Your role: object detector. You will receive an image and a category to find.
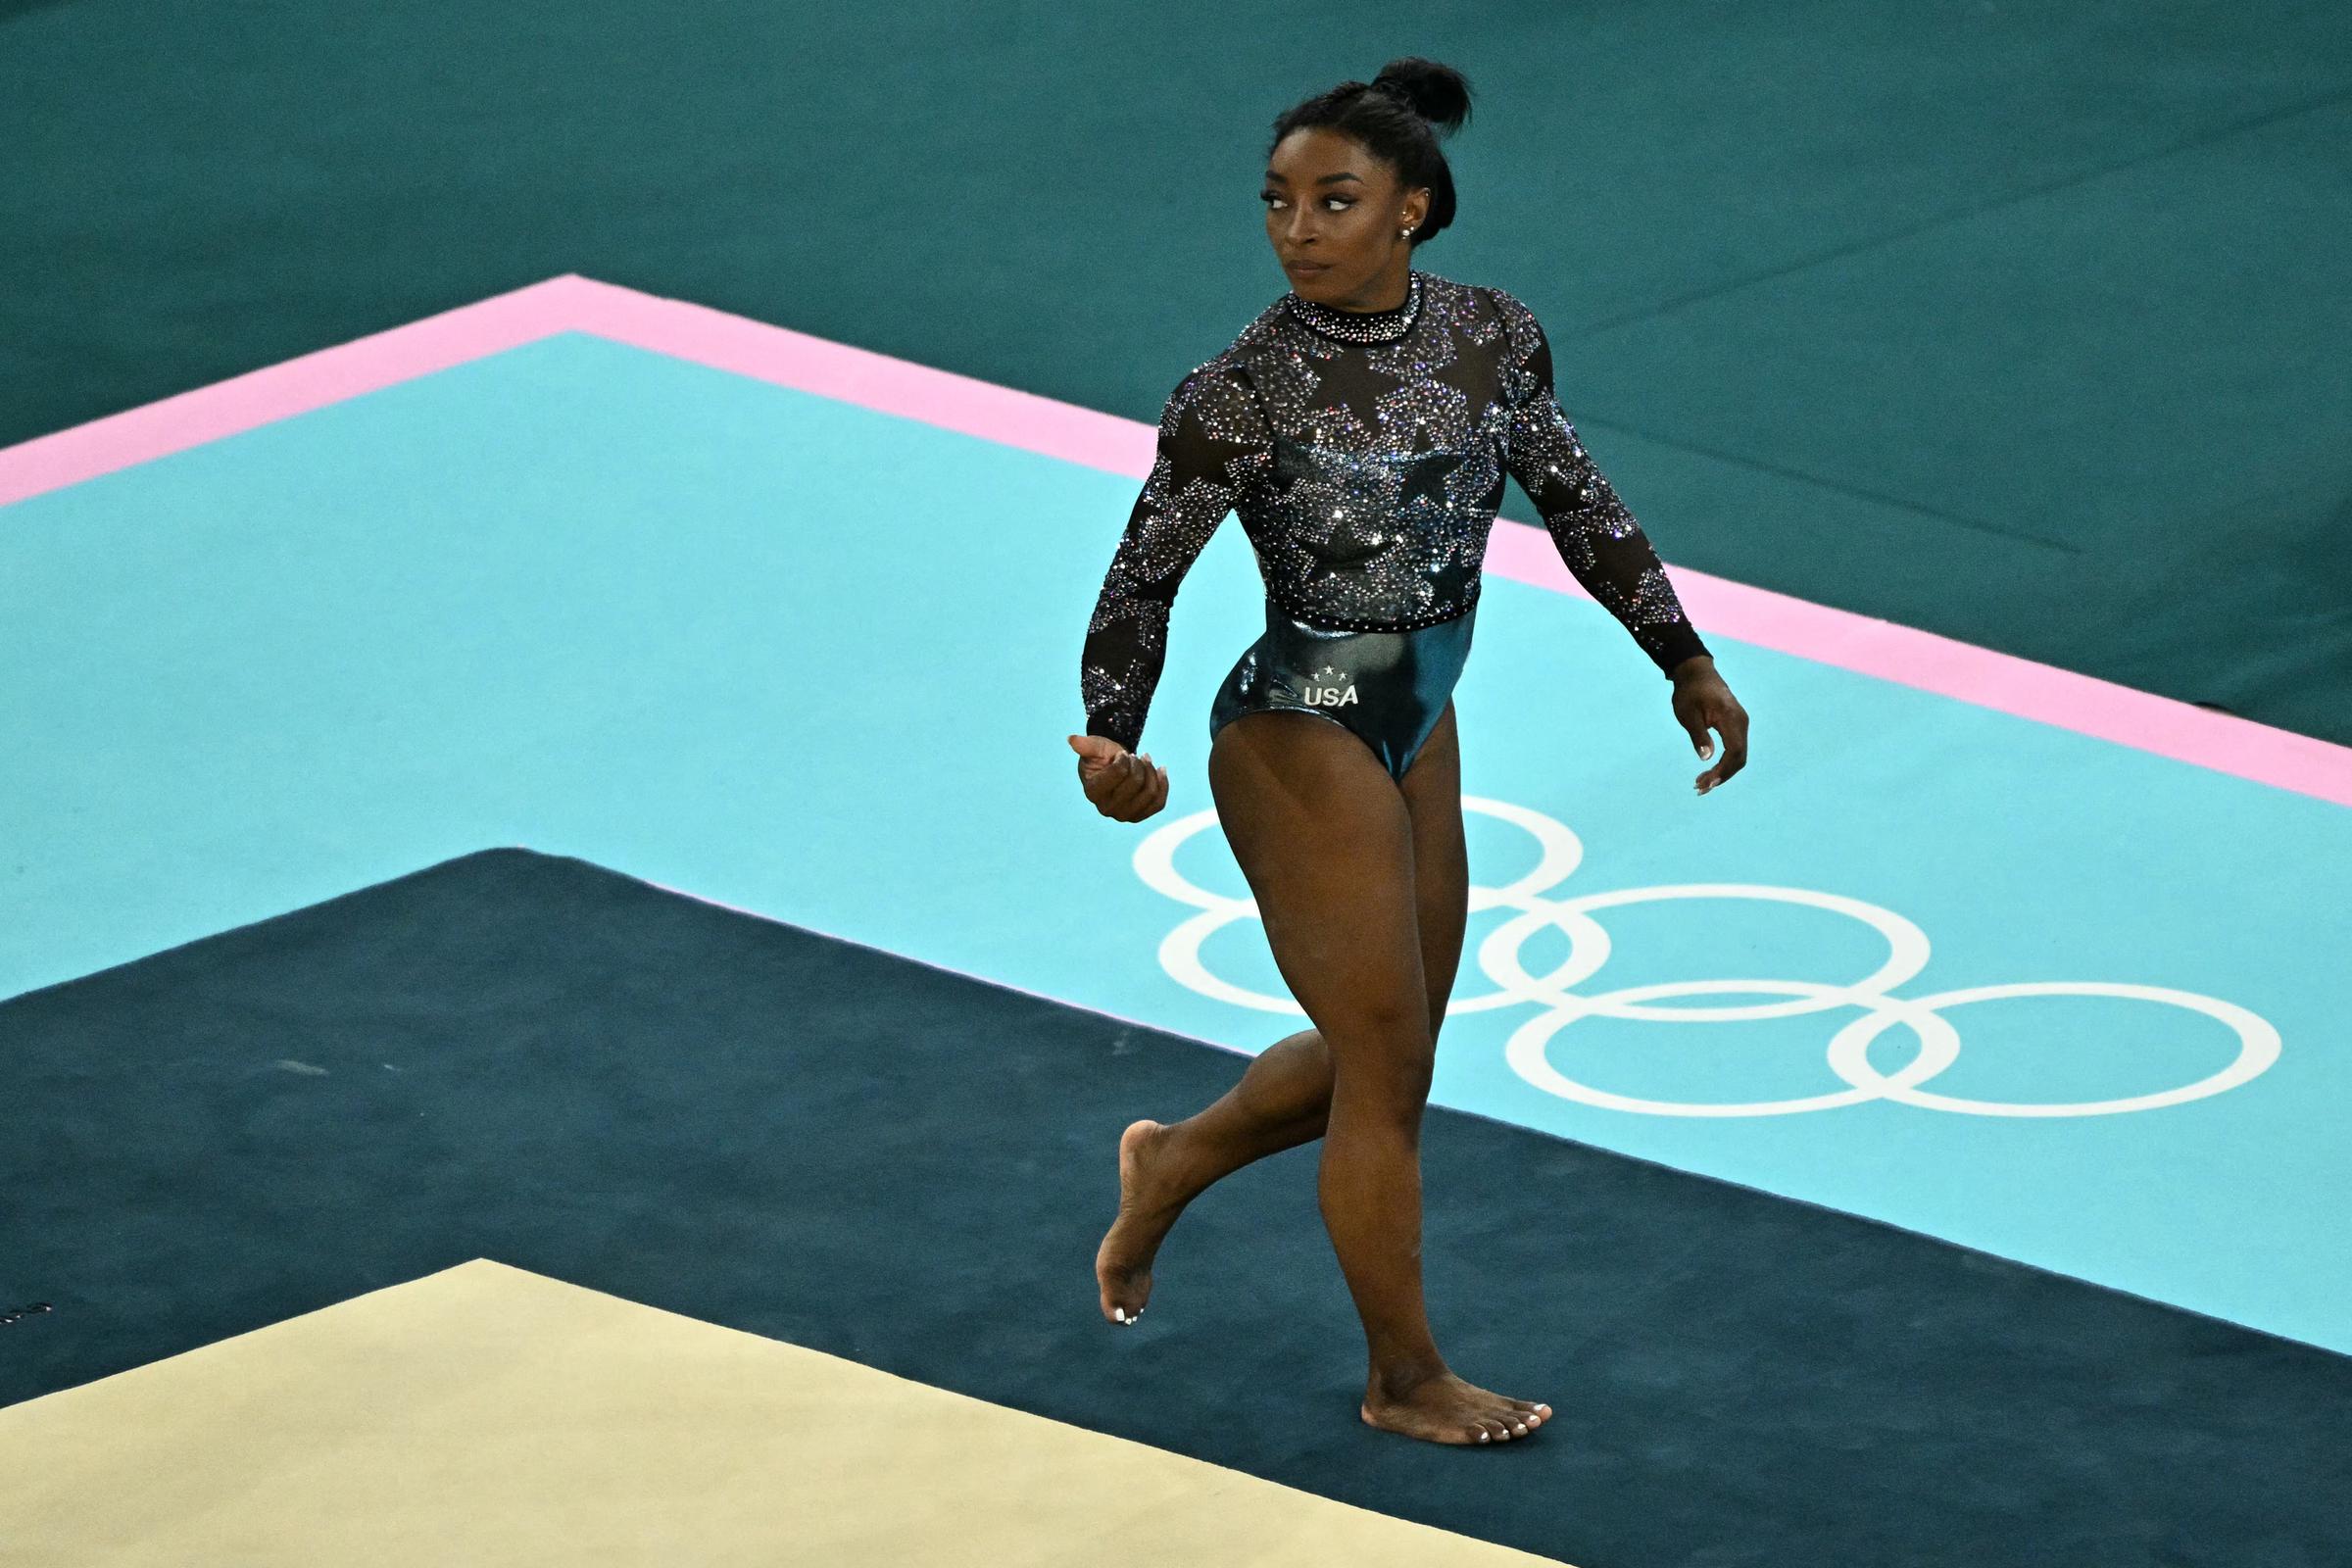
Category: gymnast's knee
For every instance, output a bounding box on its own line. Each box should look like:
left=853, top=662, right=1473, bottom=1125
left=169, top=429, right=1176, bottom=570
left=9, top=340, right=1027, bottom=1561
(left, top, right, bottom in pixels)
left=1324, top=1005, right=1436, bottom=1107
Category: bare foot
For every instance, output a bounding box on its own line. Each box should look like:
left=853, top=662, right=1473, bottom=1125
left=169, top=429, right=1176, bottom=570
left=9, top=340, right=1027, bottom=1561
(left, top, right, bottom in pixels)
left=1095, top=1118, right=1189, bottom=1326
left=1360, top=1368, right=1551, bottom=1446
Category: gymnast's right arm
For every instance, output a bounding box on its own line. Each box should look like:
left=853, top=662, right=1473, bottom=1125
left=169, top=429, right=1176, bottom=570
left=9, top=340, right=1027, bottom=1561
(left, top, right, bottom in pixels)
left=1069, top=366, right=1265, bottom=818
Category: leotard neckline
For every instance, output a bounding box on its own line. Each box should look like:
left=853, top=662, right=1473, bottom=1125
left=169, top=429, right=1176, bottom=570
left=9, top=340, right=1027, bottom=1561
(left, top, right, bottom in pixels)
left=1282, top=270, right=1423, bottom=342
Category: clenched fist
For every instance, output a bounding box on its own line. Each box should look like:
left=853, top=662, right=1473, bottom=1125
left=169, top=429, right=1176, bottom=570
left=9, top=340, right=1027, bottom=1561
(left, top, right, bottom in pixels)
left=1067, top=734, right=1170, bottom=822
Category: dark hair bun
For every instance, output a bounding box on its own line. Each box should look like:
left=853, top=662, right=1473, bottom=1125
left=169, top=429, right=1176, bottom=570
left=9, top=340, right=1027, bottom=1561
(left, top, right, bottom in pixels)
left=1371, top=57, right=1472, bottom=135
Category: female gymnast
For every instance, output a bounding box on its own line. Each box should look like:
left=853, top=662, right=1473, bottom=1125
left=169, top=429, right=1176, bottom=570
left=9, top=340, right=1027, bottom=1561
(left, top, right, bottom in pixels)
left=1065, top=57, right=1751, bottom=1447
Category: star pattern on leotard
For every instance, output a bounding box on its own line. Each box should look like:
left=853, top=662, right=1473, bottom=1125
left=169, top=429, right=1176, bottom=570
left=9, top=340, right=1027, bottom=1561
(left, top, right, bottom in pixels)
left=1077, top=273, right=1707, bottom=752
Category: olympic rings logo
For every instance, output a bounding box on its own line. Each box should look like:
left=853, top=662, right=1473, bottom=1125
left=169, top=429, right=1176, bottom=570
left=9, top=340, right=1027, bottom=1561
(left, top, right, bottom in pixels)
left=1133, top=796, right=2280, bottom=1118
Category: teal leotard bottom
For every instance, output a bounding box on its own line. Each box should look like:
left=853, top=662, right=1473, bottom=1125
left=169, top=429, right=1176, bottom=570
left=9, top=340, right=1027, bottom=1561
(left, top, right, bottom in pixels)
left=1208, top=598, right=1478, bottom=783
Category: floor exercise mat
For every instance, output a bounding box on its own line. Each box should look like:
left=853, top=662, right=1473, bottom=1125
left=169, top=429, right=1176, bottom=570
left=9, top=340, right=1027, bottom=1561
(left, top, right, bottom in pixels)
left=3, top=848, right=2344, bottom=1566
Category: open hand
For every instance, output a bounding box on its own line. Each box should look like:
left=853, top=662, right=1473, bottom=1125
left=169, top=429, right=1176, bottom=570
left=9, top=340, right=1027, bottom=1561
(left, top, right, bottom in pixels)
left=1067, top=734, right=1170, bottom=821
left=1670, top=656, right=1748, bottom=796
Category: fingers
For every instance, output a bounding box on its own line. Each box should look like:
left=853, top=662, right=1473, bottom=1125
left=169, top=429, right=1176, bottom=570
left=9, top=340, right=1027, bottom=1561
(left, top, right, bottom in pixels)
left=1085, top=749, right=1167, bottom=820
left=1715, top=704, right=1749, bottom=779
left=1673, top=697, right=1716, bottom=761
left=1091, top=753, right=1135, bottom=813
left=1106, top=757, right=1153, bottom=817
left=1692, top=701, right=1749, bottom=795
left=1119, top=757, right=1170, bottom=821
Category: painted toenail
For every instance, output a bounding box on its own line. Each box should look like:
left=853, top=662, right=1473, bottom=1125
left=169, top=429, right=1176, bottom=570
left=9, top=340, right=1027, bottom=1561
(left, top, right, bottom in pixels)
left=1478, top=1431, right=1490, bottom=1442
left=1113, top=1307, right=1125, bottom=1321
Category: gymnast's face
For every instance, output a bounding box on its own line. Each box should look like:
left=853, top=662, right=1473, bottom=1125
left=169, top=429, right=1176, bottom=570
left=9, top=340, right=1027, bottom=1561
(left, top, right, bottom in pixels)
left=1263, top=126, right=1427, bottom=308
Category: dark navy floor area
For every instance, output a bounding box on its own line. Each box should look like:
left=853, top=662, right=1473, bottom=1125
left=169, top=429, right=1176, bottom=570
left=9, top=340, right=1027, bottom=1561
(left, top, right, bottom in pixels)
left=4, top=848, right=2345, bottom=1566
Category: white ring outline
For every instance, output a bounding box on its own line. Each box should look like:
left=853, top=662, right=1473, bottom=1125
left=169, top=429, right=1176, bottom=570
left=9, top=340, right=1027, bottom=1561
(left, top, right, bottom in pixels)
left=1133, top=796, right=2281, bottom=1116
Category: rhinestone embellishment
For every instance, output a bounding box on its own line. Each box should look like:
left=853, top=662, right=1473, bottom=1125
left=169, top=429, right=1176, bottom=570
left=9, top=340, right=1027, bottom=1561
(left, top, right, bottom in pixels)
left=1076, top=272, right=1708, bottom=753
left=1282, top=270, right=1423, bottom=343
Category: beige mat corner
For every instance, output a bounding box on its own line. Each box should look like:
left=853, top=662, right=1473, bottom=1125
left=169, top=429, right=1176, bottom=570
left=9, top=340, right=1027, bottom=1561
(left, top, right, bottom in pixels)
left=0, top=1257, right=1568, bottom=1566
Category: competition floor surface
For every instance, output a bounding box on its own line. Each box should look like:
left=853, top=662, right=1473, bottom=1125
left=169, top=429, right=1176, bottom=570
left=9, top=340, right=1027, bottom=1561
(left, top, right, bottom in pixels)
left=4, top=279, right=2349, bottom=1565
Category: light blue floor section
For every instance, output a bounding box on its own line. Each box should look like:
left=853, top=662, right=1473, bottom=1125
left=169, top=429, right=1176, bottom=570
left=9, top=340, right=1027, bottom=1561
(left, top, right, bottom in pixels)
left=6, top=332, right=2348, bottom=1350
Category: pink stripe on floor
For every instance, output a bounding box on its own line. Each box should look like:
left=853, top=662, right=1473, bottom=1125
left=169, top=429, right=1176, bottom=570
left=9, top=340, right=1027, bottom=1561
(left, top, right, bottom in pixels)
left=4, top=272, right=2345, bottom=806
left=1483, top=524, right=2348, bottom=804
left=0, top=280, right=587, bottom=509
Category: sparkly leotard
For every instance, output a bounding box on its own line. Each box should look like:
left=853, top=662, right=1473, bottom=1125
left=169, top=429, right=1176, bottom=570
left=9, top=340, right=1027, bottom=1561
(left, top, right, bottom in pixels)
left=1078, top=269, right=1709, bottom=781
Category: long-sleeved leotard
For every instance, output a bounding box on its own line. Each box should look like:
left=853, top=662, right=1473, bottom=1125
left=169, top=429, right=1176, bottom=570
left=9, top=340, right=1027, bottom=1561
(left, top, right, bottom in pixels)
left=1078, top=270, right=1708, bottom=756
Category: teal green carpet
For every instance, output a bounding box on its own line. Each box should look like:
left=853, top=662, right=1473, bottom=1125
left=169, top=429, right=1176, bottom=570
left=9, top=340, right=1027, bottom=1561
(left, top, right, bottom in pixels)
left=1, top=0, right=2346, bottom=742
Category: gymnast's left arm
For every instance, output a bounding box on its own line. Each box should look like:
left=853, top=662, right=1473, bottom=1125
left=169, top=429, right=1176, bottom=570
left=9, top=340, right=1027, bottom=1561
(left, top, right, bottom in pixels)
left=1490, top=286, right=1748, bottom=794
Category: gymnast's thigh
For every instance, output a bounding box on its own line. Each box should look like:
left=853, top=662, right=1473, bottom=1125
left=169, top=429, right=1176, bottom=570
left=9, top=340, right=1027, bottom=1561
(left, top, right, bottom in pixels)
left=1396, top=700, right=1467, bottom=1040
left=1205, top=710, right=1434, bottom=1062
